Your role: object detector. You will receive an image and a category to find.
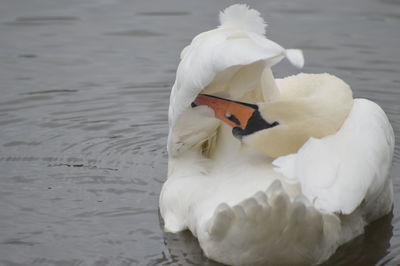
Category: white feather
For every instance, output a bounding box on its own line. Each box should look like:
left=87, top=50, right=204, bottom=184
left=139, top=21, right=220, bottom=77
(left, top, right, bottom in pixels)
left=168, top=5, right=304, bottom=153
left=285, top=49, right=304, bottom=68
left=273, top=99, right=395, bottom=214
left=219, top=4, right=267, bottom=35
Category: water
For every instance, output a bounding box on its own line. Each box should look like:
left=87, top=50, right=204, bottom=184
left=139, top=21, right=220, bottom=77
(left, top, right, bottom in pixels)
left=0, top=0, right=399, bottom=265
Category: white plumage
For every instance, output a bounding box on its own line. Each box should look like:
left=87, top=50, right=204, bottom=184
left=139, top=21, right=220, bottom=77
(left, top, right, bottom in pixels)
left=274, top=98, right=394, bottom=215
left=219, top=4, right=267, bottom=35
left=160, top=4, right=394, bottom=266
left=167, top=4, right=303, bottom=145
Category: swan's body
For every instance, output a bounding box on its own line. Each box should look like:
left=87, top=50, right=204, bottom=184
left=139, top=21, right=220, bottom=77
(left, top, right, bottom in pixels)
left=160, top=5, right=394, bottom=266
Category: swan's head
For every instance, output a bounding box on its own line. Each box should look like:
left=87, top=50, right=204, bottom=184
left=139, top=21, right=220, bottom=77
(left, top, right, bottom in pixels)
left=192, top=73, right=353, bottom=158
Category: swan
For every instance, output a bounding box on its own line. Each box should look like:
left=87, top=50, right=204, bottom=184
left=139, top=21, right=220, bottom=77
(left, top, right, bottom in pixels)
left=159, top=4, right=395, bottom=266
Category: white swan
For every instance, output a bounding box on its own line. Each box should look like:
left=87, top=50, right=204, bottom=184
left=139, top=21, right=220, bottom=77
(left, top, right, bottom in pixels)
left=159, top=4, right=395, bottom=266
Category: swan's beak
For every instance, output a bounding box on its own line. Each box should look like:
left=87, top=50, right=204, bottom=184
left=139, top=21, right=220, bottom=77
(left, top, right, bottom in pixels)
left=192, top=94, right=278, bottom=139
left=192, top=94, right=256, bottom=129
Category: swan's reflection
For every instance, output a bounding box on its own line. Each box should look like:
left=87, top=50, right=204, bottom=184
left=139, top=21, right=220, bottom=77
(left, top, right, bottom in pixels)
left=321, top=212, right=393, bottom=266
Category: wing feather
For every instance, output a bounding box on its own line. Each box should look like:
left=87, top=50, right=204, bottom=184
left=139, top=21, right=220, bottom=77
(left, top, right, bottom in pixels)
left=168, top=5, right=304, bottom=135
left=274, top=99, right=395, bottom=214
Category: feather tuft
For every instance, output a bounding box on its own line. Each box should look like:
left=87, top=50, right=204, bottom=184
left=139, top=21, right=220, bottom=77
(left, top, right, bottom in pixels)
left=285, top=49, right=305, bottom=68
left=219, top=4, right=267, bottom=35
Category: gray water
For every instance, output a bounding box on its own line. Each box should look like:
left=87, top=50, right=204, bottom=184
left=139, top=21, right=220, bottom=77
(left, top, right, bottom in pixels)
left=0, top=0, right=399, bottom=265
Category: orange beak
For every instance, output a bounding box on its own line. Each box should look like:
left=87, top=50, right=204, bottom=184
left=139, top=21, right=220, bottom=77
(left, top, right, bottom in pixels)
left=192, top=94, right=258, bottom=129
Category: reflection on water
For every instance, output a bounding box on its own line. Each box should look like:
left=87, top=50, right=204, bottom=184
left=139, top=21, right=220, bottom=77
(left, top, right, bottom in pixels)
left=321, top=214, right=393, bottom=266
left=0, top=0, right=399, bottom=265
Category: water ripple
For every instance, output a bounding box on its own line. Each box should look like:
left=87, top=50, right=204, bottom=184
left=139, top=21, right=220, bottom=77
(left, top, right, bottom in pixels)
left=0, top=0, right=399, bottom=265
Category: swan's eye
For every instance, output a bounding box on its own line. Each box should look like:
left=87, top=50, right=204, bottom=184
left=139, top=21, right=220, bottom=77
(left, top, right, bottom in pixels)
left=225, top=113, right=241, bottom=126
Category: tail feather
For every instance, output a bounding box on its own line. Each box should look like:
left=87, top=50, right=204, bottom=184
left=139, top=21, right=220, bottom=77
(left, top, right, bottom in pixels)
left=200, top=180, right=331, bottom=266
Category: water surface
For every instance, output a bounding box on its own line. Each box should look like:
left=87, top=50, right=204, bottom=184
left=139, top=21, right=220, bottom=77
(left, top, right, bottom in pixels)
left=0, top=0, right=399, bottom=265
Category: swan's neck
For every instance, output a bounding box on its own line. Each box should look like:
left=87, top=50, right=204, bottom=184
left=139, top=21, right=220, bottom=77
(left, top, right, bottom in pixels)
left=245, top=73, right=354, bottom=158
